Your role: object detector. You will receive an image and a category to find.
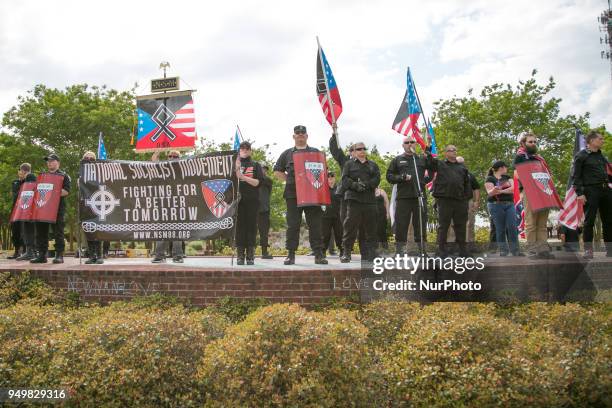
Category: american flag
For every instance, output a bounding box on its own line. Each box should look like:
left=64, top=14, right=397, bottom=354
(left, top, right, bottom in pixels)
left=316, top=40, right=342, bottom=126
left=169, top=101, right=197, bottom=139
left=558, top=128, right=586, bottom=230
left=392, top=67, right=425, bottom=149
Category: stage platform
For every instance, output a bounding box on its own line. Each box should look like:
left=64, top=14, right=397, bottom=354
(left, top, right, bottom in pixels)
left=0, top=253, right=610, bottom=305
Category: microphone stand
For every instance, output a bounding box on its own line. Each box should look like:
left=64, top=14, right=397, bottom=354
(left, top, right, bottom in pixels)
left=410, top=150, right=426, bottom=256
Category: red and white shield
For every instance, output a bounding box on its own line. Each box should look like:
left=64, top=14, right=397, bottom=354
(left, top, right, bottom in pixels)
left=20, top=190, right=34, bottom=210
left=36, top=183, right=55, bottom=207
left=531, top=172, right=552, bottom=195
left=305, top=161, right=324, bottom=189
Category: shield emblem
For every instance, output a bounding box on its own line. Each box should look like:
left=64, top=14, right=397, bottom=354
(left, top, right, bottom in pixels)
left=36, top=183, right=55, bottom=207
left=531, top=172, right=552, bottom=195
left=201, top=179, right=234, bottom=218
left=20, top=190, right=35, bottom=210
left=305, top=161, right=324, bottom=189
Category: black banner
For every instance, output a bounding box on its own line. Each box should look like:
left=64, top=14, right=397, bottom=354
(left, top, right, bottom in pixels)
left=79, top=151, right=238, bottom=241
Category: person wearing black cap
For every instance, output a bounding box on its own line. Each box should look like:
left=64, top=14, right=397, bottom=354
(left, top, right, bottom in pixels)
left=484, top=160, right=522, bottom=256
left=386, top=135, right=434, bottom=255
left=573, top=130, right=611, bottom=258
left=321, top=171, right=343, bottom=257
left=235, top=141, right=264, bottom=265
left=258, top=164, right=274, bottom=259
left=274, top=125, right=327, bottom=265
left=31, top=153, right=71, bottom=264
left=340, top=142, right=381, bottom=263
left=430, top=144, right=471, bottom=257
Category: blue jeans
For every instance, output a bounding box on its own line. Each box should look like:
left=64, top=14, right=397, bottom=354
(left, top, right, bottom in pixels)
left=487, top=202, right=519, bottom=254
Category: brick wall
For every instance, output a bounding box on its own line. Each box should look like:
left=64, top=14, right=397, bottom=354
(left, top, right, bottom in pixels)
left=17, top=268, right=363, bottom=306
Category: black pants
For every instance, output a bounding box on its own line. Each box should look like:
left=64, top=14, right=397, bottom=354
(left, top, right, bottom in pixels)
left=340, top=197, right=367, bottom=254
left=583, top=185, right=612, bottom=251
left=322, top=216, right=342, bottom=253
left=342, top=201, right=376, bottom=258
left=87, top=240, right=101, bottom=259
left=21, top=222, right=35, bottom=248
left=35, top=218, right=65, bottom=256
left=258, top=211, right=270, bottom=247
left=285, top=197, right=323, bottom=251
left=236, top=198, right=259, bottom=247
left=10, top=222, right=23, bottom=250
left=437, top=198, right=468, bottom=251
left=394, top=198, right=427, bottom=243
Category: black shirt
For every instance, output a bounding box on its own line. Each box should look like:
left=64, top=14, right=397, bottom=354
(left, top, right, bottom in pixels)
left=386, top=153, right=434, bottom=199
left=258, top=175, right=273, bottom=213
left=430, top=158, right=470, bottom=200
left=274, top=145, right=321, bottom=199
left=238, top=157, right=264, bottom=202
left=341, top=158, right=381, bottom=204
left=485, top=174, right=513, bottom=203
left=572, top=149, right=610, bottom=196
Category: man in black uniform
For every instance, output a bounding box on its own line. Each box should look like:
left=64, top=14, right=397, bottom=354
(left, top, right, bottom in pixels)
left=274, top=125, right=327, bottom=265
left=340, top=142, right=381, bottom=263
left=9, top=164, right=37, bottom=259
left=386, top=136, right=433, bottom=255
left=430, top=145, right=471, bottom=257
left=31, top=154, right=71, bottom=264
left=258, top=164, right=274, bottom=259
left=573, top=130, right=611, bottom=258
left=235, top=141, right=265, bottom=265
left=321, top=171, right=343, bottom=257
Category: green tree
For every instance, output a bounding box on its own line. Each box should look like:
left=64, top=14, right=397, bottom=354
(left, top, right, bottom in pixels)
left=432, top=71, right=592, bottom=215
left=2, top=84, right=137, bottom=249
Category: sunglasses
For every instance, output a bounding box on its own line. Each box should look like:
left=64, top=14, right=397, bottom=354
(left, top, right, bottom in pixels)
left=354, top=147, right=367, bottom=151
left=168, top=155, right=179, bottom=158
left=404, top=141, right=417, bottom=144
left=446, top=149, right=457, bottom=152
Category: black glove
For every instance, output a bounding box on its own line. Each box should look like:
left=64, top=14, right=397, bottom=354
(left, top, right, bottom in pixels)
left=352, top=181, right=366, bottom=192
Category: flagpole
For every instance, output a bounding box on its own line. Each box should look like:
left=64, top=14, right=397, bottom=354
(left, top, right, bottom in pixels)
left=236, top=124, right=244, bottom=142
left=408, top=67, right=431, bottom=145
left=317, top=36, right=340, bottom=147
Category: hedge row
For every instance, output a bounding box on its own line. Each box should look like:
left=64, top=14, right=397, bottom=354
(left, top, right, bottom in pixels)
left=1, top=299, right=610, bottom=407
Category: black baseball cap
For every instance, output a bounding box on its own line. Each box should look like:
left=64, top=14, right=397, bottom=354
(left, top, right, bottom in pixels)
left=44, top=153, right=60, bottom=162
left=294, top=125, right=307, bottom=133
left=239, top=141, right=252, bottom=149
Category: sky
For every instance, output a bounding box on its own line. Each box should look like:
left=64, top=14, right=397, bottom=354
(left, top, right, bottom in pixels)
left=0, top=0, right=610, bottom=158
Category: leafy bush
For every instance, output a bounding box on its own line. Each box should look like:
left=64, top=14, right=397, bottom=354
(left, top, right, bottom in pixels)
left=0, top=271, right=62, bottom=307
left=358, top=299, right=420, bottom=349
left=211, top=296, right=271, bottom=323
left=385, top=303, right=574, bottom=407
left=198, top=303, right=384, bottom=407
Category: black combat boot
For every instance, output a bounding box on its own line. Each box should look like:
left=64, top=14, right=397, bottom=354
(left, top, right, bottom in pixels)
left=284, top=250, right=295, bottom=265
left=261, top=245, right=273, bottom=259
left=246, top=247, right=255, bottom=265
left=236, top=247, right=245, bottom=265
left=314, top=250, right=328, bottom=265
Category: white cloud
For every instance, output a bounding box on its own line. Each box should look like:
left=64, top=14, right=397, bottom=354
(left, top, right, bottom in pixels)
left=0, top=0, right=609, bottom=160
